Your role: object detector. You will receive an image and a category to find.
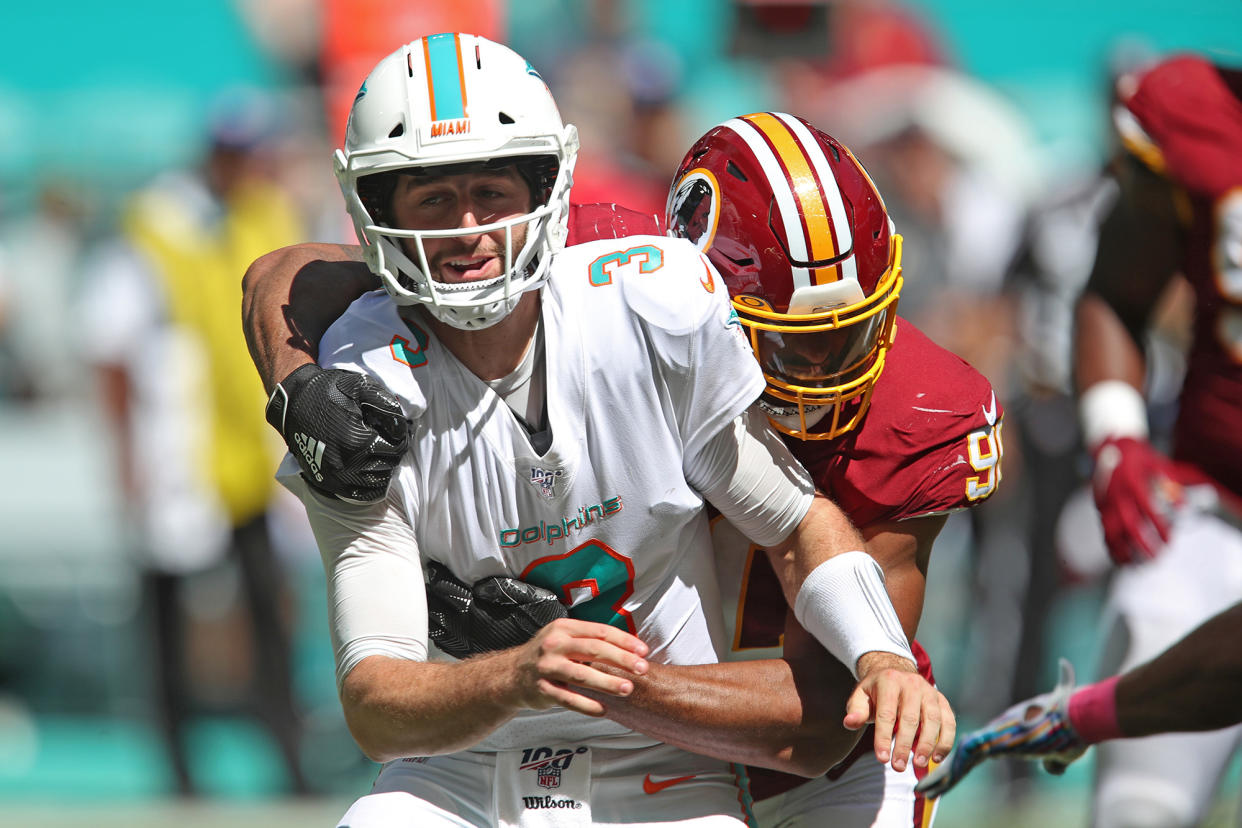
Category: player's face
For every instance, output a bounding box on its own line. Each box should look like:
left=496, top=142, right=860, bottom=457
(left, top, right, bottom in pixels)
left=390, top=166, right=533, bottom=284
left=754, top=313, right=887, bottom=389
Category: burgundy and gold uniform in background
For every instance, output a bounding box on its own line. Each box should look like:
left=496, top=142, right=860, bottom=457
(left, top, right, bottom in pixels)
left=1118, top=54, right=1242, bottom=500
left=566, top=202, right=660, bottom=244
left=1086, top=54, right=1242, bottom=827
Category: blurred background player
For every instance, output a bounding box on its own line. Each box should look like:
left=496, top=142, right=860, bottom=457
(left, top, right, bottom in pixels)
left=1071, top=53, right=1242, bottom=828
left=81, top=91, right=311, bottom=796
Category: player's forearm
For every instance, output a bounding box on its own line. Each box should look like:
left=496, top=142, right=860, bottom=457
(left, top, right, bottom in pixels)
left=240, top=242, right=373, bottom=393
left=591, top=657, right=859, bottom=777
left=1115, top=601, right=1242, bottom=737
left=860, top=517, right=945, bottom=642
left=1072, top=292, right=1147, bottom=396
left=766, top=496, right=913, bottom=675
left=340, top=653, right=523, bottom=762
left=766, top=494, right=868, bottom=605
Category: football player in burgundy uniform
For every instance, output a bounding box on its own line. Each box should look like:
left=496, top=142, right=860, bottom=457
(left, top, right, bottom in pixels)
left=1071, top=54, right=1242, bottom=827
left=240, top=117, right=974, bottom=823
left=665, top=113, right=1001, bottom=827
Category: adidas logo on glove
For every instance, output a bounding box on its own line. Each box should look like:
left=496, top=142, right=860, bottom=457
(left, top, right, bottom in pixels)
left=294, top=432, right=327, bottom=481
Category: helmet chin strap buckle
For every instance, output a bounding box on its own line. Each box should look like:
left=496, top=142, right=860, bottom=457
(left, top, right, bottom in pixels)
left=757, top=395, right=830, bottom=433
left=757, top=394, right=799, bottom=418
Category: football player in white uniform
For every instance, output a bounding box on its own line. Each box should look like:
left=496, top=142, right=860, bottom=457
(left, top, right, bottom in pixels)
left=256, top=33, right=954, bottom=827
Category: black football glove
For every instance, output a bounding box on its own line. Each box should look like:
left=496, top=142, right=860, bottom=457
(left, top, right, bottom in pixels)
left=265, top=363, right=408, bottom=504
left=425, top=560, right=569, bottom=659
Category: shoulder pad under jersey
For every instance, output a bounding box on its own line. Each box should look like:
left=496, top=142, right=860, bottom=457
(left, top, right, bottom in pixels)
left=555, top=234, right=732, bottom=334
left=319, top=290, right=428, bottom=419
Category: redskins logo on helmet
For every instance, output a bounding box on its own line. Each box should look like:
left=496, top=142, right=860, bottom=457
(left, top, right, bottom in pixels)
left=666, top=112, right=903, bottom=440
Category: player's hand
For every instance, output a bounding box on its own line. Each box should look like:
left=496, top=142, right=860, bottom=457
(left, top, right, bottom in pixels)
left=265, top=363, right=408, bottom=503
left=425, top=561, right=568, bottom=658
left=1091, top=435, right=1179, bottom=564
left=915, top=659, right=1086, bottom=800
left=510, top=618, right=649, bottom=717
left=846, top=651, right=955, bottom=773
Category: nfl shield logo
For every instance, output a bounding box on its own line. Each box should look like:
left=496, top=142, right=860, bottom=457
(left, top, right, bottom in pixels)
left=529, top=467, right=564, bottom=498
left=537, top=763, right=562, bottom=789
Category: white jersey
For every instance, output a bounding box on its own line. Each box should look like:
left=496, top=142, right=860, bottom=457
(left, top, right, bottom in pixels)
left=311, top=234, right=764, bottom=749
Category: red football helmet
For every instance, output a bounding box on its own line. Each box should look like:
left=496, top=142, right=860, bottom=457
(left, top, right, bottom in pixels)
left=666, top=112, right=903, bottom=439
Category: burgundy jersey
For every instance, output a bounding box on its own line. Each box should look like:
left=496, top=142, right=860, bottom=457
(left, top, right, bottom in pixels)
left=714, top=319, right=1003, bottom=800
left=1119, top=55, right=1242, bottom=498
left=567, top=202, right=660, bottom=245
left=793, top=320, right=1004, bottom=522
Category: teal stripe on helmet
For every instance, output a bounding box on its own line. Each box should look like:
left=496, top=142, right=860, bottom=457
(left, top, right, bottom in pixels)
left=426, top=33, right=465, bottom=120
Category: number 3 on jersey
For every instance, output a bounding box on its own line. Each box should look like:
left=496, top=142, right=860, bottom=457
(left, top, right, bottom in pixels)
left=521, top=541, right=637, bottom=632
left=965, top=420, right=1004, bottom=501
left=588, top=244, right=664, bottom=286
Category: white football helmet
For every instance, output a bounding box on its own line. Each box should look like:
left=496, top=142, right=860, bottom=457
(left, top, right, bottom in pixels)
left=334, top=33, right=579, bottom=329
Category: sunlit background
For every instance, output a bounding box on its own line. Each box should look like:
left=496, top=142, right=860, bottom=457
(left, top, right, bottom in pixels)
left=1, top=1, right=1240, bottom=825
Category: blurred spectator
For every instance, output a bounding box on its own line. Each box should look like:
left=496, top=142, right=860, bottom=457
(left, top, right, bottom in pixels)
left=766, top=0, right=945, bottom=79
left=0, top=245, right=30, bottom=401
left=78, top=89, right=310, bottom=796
left=0, top=182, right=90, bottom=402
left=546, top=0, right=681, bottom=218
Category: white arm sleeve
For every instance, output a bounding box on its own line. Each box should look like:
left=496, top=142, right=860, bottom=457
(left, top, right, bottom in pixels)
left=687, top=411, right=913, bottom=676
left=688, top=405, right=815, bottom=547
left=794, top=552, right=914, bottom=677
left=1079, top=379, right=1148, bottom=450
left=282, top=472, right=428, bottom=692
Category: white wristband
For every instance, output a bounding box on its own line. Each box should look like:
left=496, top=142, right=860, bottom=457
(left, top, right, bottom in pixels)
left=793, top=551, right=913, bottom=678
left=1079, top=380, right=1148, bottom=451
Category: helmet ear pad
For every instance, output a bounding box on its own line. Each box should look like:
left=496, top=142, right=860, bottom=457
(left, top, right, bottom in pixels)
left=357, top=172, right=398, bottom=228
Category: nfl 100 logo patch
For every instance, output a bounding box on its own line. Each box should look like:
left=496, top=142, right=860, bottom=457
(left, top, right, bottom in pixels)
left=520, top=746, right=586, bottom=789
left=529, top=466, right=564, bottom=498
